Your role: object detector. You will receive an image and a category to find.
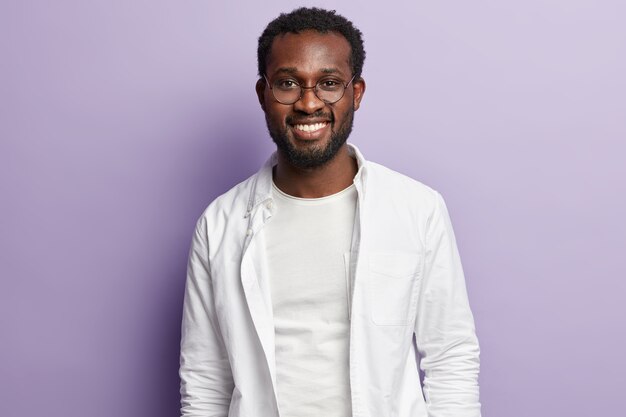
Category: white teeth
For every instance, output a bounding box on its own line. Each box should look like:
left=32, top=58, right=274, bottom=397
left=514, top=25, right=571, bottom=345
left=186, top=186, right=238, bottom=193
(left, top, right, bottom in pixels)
left=294, top=122, right=327, bottom=132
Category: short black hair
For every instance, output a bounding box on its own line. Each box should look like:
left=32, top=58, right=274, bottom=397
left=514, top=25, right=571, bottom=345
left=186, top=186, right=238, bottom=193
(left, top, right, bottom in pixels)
left=257, top=7, right=365, bottom=79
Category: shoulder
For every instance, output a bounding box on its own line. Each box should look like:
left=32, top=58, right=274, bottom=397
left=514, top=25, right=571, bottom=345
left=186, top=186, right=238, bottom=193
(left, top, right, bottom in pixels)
left=194, top=172, right=257, bottom=234
left=364, top=161, right=441, bottom=210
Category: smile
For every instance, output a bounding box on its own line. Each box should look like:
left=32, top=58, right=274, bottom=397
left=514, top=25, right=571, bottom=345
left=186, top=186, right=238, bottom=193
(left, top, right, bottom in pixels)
left=293, top=122, right=328, bottom=132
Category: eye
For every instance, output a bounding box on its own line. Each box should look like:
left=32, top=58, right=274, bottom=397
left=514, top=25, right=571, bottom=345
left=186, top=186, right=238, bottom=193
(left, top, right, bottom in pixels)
left=275, top=79, right=299, bottom=90
left=318, top=79, right=342, bottom=91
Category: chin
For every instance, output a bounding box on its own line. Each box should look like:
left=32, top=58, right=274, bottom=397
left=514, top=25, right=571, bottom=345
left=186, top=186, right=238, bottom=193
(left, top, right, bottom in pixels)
left=266, top=113, right=353, bottom=169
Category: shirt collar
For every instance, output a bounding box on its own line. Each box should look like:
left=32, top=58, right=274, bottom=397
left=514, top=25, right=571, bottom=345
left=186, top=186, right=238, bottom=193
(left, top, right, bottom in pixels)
left=246, top=143, right=367, bottom=216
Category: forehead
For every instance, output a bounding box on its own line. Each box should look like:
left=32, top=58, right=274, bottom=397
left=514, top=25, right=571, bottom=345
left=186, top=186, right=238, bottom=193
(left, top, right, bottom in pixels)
left=266, top=30, right=352, bottom=77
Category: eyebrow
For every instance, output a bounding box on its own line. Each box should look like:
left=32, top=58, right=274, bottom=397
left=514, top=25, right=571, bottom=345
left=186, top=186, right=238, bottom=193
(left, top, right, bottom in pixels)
left=274, top=67, right=298, bottom=75
left=272, top=67, right=344, bottom=76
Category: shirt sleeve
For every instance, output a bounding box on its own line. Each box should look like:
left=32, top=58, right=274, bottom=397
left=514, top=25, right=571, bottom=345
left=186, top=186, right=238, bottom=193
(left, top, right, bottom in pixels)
left=179, top=216, right=234, bottom=417
left=414, top=191, right=481, bottom=417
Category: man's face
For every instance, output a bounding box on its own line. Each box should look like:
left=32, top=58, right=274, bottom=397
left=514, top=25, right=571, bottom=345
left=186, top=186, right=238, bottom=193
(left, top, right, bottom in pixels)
left=256, top=30, right=365, bottom=169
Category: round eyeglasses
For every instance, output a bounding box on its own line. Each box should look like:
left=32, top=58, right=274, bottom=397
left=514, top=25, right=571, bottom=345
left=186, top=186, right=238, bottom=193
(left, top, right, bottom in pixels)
left=264, top=74, right=357, bottom=105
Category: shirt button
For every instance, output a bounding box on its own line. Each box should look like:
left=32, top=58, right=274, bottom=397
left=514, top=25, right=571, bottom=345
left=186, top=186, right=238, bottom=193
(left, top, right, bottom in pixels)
left=246, top=229, right=252, bottom=236
left=266, top=201, right=273, bottom=209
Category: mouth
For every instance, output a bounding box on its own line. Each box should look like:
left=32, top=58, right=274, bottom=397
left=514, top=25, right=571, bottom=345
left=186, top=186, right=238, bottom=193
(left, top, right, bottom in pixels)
left=289, top=121, right=331, bottom=140
left=293, top=122, right=328, bottom=133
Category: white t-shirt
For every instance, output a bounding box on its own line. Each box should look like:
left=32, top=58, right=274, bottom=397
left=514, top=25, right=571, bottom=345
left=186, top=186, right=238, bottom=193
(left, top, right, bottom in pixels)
left=264, top=181, right=357, bottom=417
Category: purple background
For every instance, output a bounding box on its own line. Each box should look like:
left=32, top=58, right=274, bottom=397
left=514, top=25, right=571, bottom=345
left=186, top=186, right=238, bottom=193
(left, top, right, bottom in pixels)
left=1, top=1, right=625, bottom=416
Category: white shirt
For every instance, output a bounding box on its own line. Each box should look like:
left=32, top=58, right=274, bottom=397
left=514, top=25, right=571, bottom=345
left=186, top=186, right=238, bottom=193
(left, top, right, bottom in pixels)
left=180, top=144, right=481, bottom=417
left=265, top=182, right=356, bottom=417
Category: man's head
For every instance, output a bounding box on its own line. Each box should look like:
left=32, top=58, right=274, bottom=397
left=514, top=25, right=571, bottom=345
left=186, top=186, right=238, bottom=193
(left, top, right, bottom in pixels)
left=256, top=8, right=366, bottom=169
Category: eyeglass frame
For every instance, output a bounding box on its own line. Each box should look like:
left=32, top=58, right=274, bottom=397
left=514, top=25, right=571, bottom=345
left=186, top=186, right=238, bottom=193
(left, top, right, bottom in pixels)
left=263, top=73, right=358, bottom=105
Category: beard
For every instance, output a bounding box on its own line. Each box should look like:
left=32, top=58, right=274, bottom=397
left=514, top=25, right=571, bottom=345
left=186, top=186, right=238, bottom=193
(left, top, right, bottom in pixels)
left=265, top=108, right=354, bottom=169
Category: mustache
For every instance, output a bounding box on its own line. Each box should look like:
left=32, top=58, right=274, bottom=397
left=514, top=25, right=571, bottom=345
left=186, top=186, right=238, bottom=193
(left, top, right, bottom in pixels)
left=286, top=111, right=333, bottom=125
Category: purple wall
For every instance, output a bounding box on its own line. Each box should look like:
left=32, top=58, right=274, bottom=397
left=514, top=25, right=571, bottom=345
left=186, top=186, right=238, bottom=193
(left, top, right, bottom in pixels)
left=1, top=1, right=624, bottom=416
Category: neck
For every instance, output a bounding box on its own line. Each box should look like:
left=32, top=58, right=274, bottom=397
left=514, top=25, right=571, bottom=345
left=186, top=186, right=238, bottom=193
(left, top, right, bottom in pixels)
left=273, top=144, right=358, bottom=198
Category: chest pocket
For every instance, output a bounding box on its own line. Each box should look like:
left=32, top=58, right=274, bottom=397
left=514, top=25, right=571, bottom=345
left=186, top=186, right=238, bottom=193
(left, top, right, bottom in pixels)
left=368, top=252, right=421, bottom=326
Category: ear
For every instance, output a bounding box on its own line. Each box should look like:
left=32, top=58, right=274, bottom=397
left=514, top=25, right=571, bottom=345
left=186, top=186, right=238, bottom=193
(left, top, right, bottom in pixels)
left=352, top=77, right=366, bottom=111
left=255, top=78, right=267, bottom=111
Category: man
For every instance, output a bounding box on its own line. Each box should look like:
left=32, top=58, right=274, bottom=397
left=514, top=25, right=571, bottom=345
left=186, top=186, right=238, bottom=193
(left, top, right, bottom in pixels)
left=180, top=7, right=480, bottom=417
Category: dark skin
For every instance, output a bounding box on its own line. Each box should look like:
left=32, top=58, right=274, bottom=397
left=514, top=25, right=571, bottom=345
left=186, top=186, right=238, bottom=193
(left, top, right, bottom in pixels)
left=256, top=30, right=366, bottom=198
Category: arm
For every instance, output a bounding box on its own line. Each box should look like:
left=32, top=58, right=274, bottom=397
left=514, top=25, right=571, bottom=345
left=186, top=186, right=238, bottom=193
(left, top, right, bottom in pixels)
left=180, top=216, right=234, bottom=417
left=414, top=192, right=481, bottom=417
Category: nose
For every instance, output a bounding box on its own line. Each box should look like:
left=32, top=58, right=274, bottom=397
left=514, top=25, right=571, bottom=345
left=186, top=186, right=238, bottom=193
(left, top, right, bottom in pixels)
left=293, top=86, right=326, bottom=114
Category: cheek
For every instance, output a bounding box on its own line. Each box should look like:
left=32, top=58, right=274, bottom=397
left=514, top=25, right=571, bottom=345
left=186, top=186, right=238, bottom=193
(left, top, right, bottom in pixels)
left=334, top=105, right=352, bottom=127
left=267, top=106, right=288, bottom=125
